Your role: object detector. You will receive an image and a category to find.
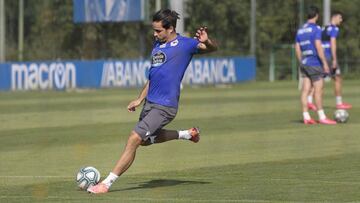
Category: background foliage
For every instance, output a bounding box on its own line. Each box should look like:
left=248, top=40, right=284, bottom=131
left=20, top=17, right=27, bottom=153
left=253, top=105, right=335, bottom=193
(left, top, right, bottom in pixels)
left=4, top=0, right=360, bottom=79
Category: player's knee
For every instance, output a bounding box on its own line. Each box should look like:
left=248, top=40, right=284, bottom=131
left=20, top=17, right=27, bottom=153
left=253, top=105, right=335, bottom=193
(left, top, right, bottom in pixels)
left=129, top=131, right=143, bottom=145
left=335, top=75, right=342, bottom=81
left=140, top=135, right=157, bottom=146
left=129, top=131, right=154, bottom=147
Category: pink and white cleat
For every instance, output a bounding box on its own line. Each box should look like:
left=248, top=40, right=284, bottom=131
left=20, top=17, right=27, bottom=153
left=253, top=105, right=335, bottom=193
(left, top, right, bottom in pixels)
left=189, top=127, right=200, bottom=143
left=307, top=103, right=317, bottom=111
left=319, top=118, right=337, bottom=125
left=304, top=118, right=317, bottom=125
left=87, top=183, right=109, bottom=194
left=336, top=103, right=352, bottom=110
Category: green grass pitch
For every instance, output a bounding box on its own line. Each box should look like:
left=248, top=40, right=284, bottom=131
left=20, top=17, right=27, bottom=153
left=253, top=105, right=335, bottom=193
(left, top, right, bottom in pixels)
left=0, top=81, right=359, bottom=202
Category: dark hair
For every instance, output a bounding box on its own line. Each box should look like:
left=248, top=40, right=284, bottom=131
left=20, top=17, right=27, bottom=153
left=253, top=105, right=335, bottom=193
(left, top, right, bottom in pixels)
left=152, top=9, right=180, bottom=29
left=307, top=5, right=319, bottom=19
left=331, top=10, right=343, bottom=18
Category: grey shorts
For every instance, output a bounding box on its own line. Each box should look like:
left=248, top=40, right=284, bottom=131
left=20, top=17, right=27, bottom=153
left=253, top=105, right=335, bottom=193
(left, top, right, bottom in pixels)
left=300, top=65, right=326, bottom=82
left=134, top=100, right=177, bottom=141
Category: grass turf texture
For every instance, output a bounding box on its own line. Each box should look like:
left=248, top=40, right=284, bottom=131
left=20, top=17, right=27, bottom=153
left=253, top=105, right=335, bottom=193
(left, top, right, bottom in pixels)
left=0, top=81, right=359, bottom=202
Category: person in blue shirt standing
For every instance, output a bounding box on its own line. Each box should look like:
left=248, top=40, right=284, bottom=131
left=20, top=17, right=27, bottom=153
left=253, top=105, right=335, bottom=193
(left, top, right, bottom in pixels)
left=295, top=6, right=336, bottom=125
left=87, top=9, right=218, bottom=194
left=307, top=11, right=351, bottom=111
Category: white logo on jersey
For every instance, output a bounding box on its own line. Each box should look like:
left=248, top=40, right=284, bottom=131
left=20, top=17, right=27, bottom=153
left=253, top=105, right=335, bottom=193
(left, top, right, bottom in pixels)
left=298, top=27, right=313, bottom=35
left=170, top=39, right=179, bottom=47
left=151, top=51, right=166, bottom=67
left=299, top=40, right=311, bottom=46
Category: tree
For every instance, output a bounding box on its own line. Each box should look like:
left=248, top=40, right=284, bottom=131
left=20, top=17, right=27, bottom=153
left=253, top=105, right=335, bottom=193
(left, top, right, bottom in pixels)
left=4, top=0, right=360, bottom=79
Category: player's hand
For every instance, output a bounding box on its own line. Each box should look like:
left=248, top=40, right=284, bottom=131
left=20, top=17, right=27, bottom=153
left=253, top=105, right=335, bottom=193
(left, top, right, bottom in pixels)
left=323, top=63, right=330, bottom=74
left=194, top=26, right=209, bottom=43
left=127, top=99, right=141, bottom=112
left=332, top=59, right=337, bottom=69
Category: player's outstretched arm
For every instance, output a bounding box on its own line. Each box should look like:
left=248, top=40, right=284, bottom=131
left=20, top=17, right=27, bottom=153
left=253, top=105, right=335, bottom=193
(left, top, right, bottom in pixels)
left=295, top=42, right=302, bottom=63
left=127, top=81, right=149, bottom=112
left=194, top=26, right=218, bottom=54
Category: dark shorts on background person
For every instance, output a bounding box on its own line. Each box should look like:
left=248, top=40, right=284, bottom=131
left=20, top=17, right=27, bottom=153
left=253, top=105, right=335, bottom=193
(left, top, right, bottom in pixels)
left=300, top=65, right=326, bottom=82
left=134, top=100, right=177, bottom=141
left=327, top=59, right=341, bottom=77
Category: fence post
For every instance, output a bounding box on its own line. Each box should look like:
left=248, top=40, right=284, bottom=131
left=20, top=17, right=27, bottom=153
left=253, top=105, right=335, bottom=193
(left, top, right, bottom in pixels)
left=0, top=0, right=5, bottom=62
left=269, top=48, right=275, bottom=82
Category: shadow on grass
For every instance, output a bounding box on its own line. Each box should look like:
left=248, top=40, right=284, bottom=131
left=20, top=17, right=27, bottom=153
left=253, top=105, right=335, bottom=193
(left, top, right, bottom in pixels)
left=111, top=179, right=211, bottom=192
left=290, top=119, right=304, bottom=124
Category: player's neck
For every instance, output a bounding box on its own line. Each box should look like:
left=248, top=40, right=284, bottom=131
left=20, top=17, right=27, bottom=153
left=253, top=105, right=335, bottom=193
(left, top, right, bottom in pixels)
left=166, top=33, right=178, bottom=43
left=307, top=19, right=317, bottom=24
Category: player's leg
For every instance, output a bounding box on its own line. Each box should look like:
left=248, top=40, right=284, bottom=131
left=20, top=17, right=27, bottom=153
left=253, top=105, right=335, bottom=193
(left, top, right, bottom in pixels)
left=87, top=131, right=143, bottom=194
left=333, top=68, right=352, bottom=109
left=307, top=87, right=317, bottom=111
left=141, top=127, right=200, bottom=146
left=334, top=73, right=342, bottom=98
left=312, top=78, right=324, bottom=112
left=149, top=129, right=179, bottom=144
left=136, top=102, right=199, bottom=146
left=87, top=102, right=154, bottom=194
left=301, top=77, right=311, bottom=112
left=301, top=77, right=316, bottom=124
left=300, top=66, right=316, bottom=124
left=111, top=131, right=142, bottom=175
left=312, top=76, right=336, bottom=124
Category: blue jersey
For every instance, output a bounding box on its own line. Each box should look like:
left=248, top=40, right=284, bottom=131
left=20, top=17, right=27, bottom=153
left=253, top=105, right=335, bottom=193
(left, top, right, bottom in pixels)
left=295, top=23, right=323, bottom=67
left=322, top=24, right=339, bottom=59
left=147, top=34, right=199, bottom=108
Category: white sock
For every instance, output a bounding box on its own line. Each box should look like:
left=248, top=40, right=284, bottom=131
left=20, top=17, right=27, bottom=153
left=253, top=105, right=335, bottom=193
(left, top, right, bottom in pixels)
left=178, top=130, right=191, bottom=140
left=303, top=112, right=311, bottom=120
left=317, top=109, right=326, bottom=120
left=307, top=96, right=313, bottom=104
left=101, top=172, right=118, bottom=188
left=336, top=96, right=342, bottom=105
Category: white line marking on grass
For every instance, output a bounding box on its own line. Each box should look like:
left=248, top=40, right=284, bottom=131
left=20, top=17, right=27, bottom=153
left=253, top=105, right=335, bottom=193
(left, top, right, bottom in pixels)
left=270, top=178, right=360, bottom=185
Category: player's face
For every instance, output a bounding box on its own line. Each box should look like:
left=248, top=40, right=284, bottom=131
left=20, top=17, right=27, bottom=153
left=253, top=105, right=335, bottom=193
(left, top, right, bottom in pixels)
left=152, top=21, right=173, bottom=43
left=334, top=15, right=343, bottom=25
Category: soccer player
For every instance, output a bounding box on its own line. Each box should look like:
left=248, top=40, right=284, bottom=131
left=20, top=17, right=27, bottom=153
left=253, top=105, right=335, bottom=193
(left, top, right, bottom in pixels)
left=295, top=6, right=336, bottom=125
left=307, top=11, right=351, bottom=110
left=87, top=9, right=218, bottom=194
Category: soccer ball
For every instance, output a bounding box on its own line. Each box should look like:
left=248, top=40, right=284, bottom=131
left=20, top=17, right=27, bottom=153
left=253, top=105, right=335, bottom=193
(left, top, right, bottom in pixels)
left=334, top=109, right=349, bottom=123
left=76, top=166, right=100, bottom=190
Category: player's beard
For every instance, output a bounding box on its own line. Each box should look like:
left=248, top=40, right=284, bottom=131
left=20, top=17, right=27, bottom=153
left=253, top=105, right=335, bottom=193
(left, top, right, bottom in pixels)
left=155, top=36, right=166, bottom=43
